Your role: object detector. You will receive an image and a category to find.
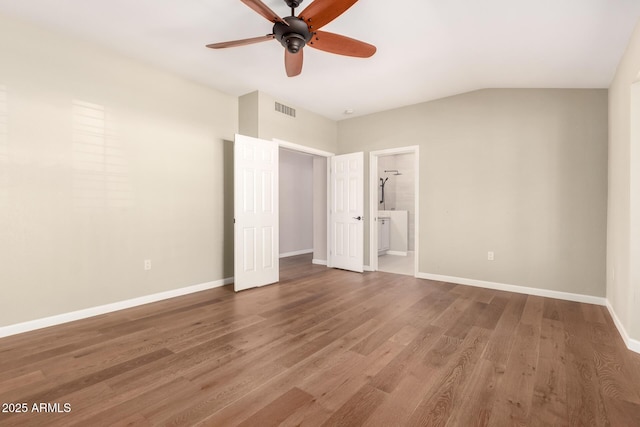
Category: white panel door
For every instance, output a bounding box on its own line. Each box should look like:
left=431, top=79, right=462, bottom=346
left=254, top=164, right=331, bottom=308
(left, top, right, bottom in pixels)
left=329, top=152, right=364, bottom=272
left=234, top=134, right=279, bottom=291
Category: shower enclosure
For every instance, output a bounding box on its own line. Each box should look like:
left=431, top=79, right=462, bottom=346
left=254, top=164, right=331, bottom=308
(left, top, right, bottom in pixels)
left=379, top=169, right=401, bottom=209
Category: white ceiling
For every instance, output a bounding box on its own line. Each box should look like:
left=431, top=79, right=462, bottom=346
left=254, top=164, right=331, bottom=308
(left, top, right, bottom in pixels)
left=0, top=0, right=639, bottom=120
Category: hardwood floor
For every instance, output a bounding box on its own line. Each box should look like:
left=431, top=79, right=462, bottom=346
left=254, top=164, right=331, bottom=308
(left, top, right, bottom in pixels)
left=1, top=254, right=640, bottom=426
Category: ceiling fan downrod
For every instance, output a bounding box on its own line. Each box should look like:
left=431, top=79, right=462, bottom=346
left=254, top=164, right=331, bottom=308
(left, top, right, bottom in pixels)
left=285, top=0, right=303, bottom=18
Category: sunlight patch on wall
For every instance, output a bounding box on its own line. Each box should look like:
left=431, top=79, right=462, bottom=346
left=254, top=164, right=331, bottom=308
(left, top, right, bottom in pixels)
left=72, top=100, right=134, bottom=209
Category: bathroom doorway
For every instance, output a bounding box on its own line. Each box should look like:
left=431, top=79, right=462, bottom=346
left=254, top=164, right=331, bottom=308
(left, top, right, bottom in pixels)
left=369, top=146, right=419, bottom=276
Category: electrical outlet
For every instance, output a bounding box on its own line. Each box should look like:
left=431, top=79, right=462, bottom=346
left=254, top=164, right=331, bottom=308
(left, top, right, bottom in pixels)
left=144, top=259, right=151, bottom=270
left=487, top=251, right=494, bottom=261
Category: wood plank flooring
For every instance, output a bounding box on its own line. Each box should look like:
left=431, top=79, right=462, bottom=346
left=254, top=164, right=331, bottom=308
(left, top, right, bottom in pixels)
left=1, top=254, right=640, bottom=426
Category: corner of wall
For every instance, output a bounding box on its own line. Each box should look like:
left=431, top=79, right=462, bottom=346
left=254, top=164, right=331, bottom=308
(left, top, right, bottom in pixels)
left=606, top=300, right=640, bottom=354
left=254, top=90, right=338, bottom=153
left=607, top=15, right=640, bottom=351
left=239, top=91, right=260, bottom=137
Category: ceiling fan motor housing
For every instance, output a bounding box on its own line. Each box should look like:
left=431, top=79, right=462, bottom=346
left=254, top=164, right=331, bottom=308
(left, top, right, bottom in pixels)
left=273, top=16, right=312, bottom=54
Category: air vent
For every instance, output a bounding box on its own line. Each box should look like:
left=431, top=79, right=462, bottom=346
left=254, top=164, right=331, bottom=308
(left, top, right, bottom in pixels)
left=275, top=102, right=296, bottom=118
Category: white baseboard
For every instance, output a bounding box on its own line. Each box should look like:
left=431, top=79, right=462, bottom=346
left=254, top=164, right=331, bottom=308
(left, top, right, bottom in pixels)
left=417, top=272, right=639, bottom=355
left=386, top=251, right=408, bottom=256
left=416, top=272, right=607, bottom=306
left=312, top=259, right=327, bottom=265
left=280, top=249, right=313, bottom=258
left=364, top=265, right=374, bottom=272
left=606, top=301, right=640, bottom=354
left=0, top=277, right=234, bottom=338
left=7, top=270, right=637, bottom=356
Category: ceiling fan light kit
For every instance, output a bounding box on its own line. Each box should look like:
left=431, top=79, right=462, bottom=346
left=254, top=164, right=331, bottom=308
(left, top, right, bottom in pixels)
left=207, top=0, right=376, bottom=77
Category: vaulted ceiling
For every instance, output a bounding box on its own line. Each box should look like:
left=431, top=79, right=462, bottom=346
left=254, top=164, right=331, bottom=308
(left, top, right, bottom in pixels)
left=0, top=0, right=639, bottom=120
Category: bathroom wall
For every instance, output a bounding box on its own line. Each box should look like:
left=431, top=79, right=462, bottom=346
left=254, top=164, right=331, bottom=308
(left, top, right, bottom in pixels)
left=378, top=156, right=396, bottom=209
left=378, top=154, right=416, bottom=251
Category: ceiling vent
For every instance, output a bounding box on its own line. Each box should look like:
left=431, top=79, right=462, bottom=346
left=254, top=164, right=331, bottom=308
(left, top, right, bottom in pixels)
left=275, top=101, right=296, bottom=118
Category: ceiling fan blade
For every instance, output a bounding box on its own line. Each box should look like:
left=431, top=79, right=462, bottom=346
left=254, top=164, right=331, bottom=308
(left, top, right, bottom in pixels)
left=206, top=34, right=274, bottom=49
left=298, top=0, right=358, bottom=30
left=308, top=31, right=376, bottom=57
left=241, top=0, right=289, bottom=25
left=285, top=49, right=303, bottom=77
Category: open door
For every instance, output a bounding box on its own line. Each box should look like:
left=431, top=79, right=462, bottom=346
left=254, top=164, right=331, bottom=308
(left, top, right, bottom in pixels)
left=234, top=134, right=279, bottom=291
left=329, top=152, right=364, bottom=272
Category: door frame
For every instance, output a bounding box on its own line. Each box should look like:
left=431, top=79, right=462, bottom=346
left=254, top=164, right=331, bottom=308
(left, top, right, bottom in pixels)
left=274, top=139, right=334, bottom=158
left=272, top=139, right=334, bottom=266
left=369, top=146, right=420, bottom=276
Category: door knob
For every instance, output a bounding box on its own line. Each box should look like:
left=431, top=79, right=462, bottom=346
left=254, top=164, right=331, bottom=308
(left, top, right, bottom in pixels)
left=353, top=216, right=363, bottom=220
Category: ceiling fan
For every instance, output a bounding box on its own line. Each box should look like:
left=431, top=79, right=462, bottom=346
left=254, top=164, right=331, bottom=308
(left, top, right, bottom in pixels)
left=206, top=0, right=376, bottom=77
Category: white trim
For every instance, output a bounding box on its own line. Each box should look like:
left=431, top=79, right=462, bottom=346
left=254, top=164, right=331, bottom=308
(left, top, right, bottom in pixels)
left=416, top=272, right=640, bottom=355
left=386, top=250, right=408, bottom=256
left=274, top=138, right=335, bottom=158
left=312, top=259, right=327, bottom=265
left=606, top=301, right=640, bottom=354
left=364, top=265, right=374, bottom=272
left=369, top=154, right=379, bottom=272
left=326, top=157, right=332, bottom=269
left=413, top=148, right=420, bottom=279
left=0, top=277, right=233, bottom=338
left=280, top=249, right=313, bottom=258
left=416, top=272, right=607, bottom=306
left=370, top=146, right=419, bottom=156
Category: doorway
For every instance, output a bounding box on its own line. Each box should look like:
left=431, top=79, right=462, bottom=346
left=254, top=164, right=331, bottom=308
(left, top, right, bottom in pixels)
left=275, top=139, right=333, bottom=268
left=369, top=146, right=419, bottom=276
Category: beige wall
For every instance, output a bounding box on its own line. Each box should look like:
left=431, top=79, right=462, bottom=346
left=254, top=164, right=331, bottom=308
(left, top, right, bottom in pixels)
left=239, top=90, right=338, bottom=153
left=0, top=14, right=238, bottom=326
left=338, top=89, right=608, bottom=297
left=313, top=156, right=328, bottom=262
left=238, top=91, right=259, bottom=138
left=608, top=19, right=640, bottom=340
